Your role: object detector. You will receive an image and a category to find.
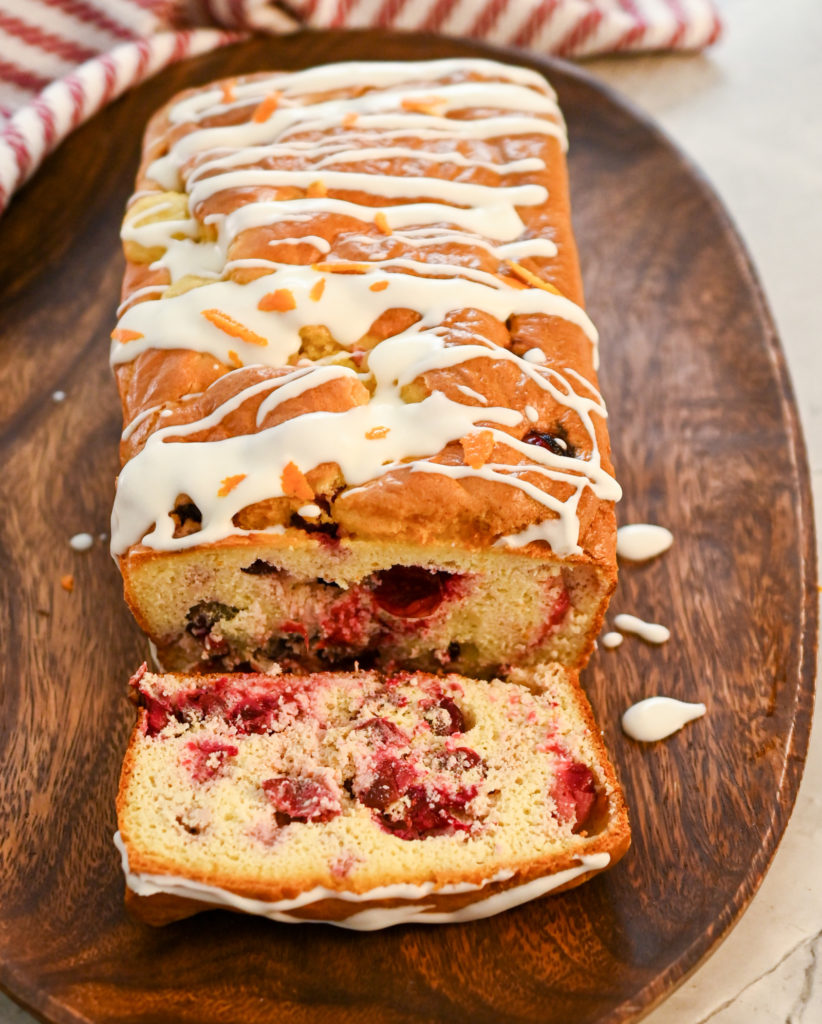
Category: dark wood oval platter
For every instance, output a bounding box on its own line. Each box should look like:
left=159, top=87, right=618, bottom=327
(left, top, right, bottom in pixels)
left=0, top=29, right=816, bottom=1024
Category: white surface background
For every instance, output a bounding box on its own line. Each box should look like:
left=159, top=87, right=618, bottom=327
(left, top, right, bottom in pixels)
left=2, top=0, right=820, bottom=1020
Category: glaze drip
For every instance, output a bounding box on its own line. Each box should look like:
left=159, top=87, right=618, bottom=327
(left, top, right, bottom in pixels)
left=114, top=831, right=608, bottom=930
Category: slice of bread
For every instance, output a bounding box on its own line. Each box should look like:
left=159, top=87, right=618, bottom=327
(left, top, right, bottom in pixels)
left=117, top=664, right=629, bottom=928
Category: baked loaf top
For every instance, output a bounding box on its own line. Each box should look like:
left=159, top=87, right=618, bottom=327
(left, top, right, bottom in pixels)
left=116, top=664, right=630, bottom=927
left=111, top=59, right=620, bottom=563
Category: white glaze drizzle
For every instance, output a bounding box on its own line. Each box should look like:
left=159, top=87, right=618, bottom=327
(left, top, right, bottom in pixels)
left=455, top=385, right=488, bottom=405
left=219, top=194, right=539, bottom=250
left=265, top=234, right=333, bottom=253
left=147, top=639, right=162, bottom=671
left=110, top=264, right=597, bottom=369
left=121, top=403, right=165, bottom=442
left=600, top=631, right=623, bottom=649
left=190, top=168, right=546, bottom=211
left=616, top=523, right=674, bottom=561
left=621, top=697, right=706, bottom=742
left=164, top=59, right=558, bottom=118
left=116, top=284, right=167, bottom=317
left=113, top=832, right=607, bottom=931
left=111, top=59, right=619, bottom=558
left=351, top=228, right=558, bottom=261
left=297, top=503, right=322, bottom=517
left=69, top=532, right=94, bottom=551
left=613, top=613, right=670, bottom=644
left=313, top=146, right=544, bottom=174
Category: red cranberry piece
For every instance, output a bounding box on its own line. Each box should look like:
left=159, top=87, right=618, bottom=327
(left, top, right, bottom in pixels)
left=353, top=717, right=406, bottom=745
left=184, top=738, right=239, bottom=783
left=547, top=587, right=570, bottom=629
left=232, top=690, right=296, bottom=734
left=434, top=697, right=465, bottom=735
left=129, top=663, right=148, bottom=689
left=141, top=678, right=230, bottom=735
left=358, top=755, right=416, bottom=810
left=262, top=775, right=339, bottom=823
left=400, top=787, right=447, bottom=834
left=371, top=566, right=450, bottom=619
left=281, top=621, right=309, bottom=649
left=317, top=592, right=371, bottom=646
left=381, top=785, right=475, bottom=840
left=551, top=761, right=597, bottom=832
left=176, top=678, right=231, bottom=720
left=203, top=633, right=229, bottom=656
left=142, top=694, right=171, bottom=736
left=524, top=429, right=576, bottom=459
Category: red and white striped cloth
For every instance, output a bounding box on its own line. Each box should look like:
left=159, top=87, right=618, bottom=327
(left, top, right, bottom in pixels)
left=0, top=0, right=722, bottom=216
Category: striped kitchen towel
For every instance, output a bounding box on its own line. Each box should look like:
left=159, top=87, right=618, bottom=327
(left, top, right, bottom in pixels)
left=0, top=0, right=722, bottom=214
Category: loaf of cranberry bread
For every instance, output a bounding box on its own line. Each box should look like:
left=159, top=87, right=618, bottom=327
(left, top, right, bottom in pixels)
left=110, top=58, right=621, bottom=676
left=116, top=664, right=629, bottom=927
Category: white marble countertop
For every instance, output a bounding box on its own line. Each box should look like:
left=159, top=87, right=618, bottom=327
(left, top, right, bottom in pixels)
left=1, top=0, right=819, bottom=1020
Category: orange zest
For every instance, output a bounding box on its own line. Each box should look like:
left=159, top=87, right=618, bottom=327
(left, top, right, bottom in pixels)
left=401, top=95, right=444, bottom=115
left=496, top=273, right=528, bottom=290
left=342, top=112, right=358, bottom=128
left=505, top=261, right=563, bottom=296
left=220, top=79, right=236, bottom=104
left=60, top=574, right=74, bottom=593
left=218, top=474, right=246, bottom=497
left=311, top=261, right=370, bottom=275
left=257, top=289, right=296, bottom=312
left=310, top=278, right=326, bottom=301
left=281, top=461, right=314, bottom=502
left=365, top=426, right=390, bottom=440
left=111, top=328, right=144, bottom=343
left=252, top=91, right=281, bottom=122
left=306, top=180, right=327, bottom=198
left=201, top=308, right=268, bottom=346
left=227, top=349, right=243, bottom=368
left=374, top=212, right=392, bottom=235
left=369, top=280, right=389, bottom=292
left=461, top=429, right=495, bottom=470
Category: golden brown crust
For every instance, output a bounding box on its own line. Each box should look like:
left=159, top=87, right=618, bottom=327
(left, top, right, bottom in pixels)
left=114, top=63, right=618, bottom=563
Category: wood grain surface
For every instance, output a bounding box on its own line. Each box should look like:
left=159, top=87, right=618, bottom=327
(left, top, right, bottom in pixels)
left=0, top=30, right=816, bottom=1024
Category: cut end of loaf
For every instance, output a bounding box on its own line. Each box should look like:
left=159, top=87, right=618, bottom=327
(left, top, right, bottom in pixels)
left=123, top=538, right=615, bottom=677
left=112, top=58, right=620, bottom=676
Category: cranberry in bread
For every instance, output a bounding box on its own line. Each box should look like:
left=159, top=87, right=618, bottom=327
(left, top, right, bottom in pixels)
left=110, top=59, right=620, bottom=676
left=116, top=664, right=630, bottom=927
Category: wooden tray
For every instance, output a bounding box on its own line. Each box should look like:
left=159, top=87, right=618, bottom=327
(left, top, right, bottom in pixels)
left=0, top=30, right=816, bottom=1024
